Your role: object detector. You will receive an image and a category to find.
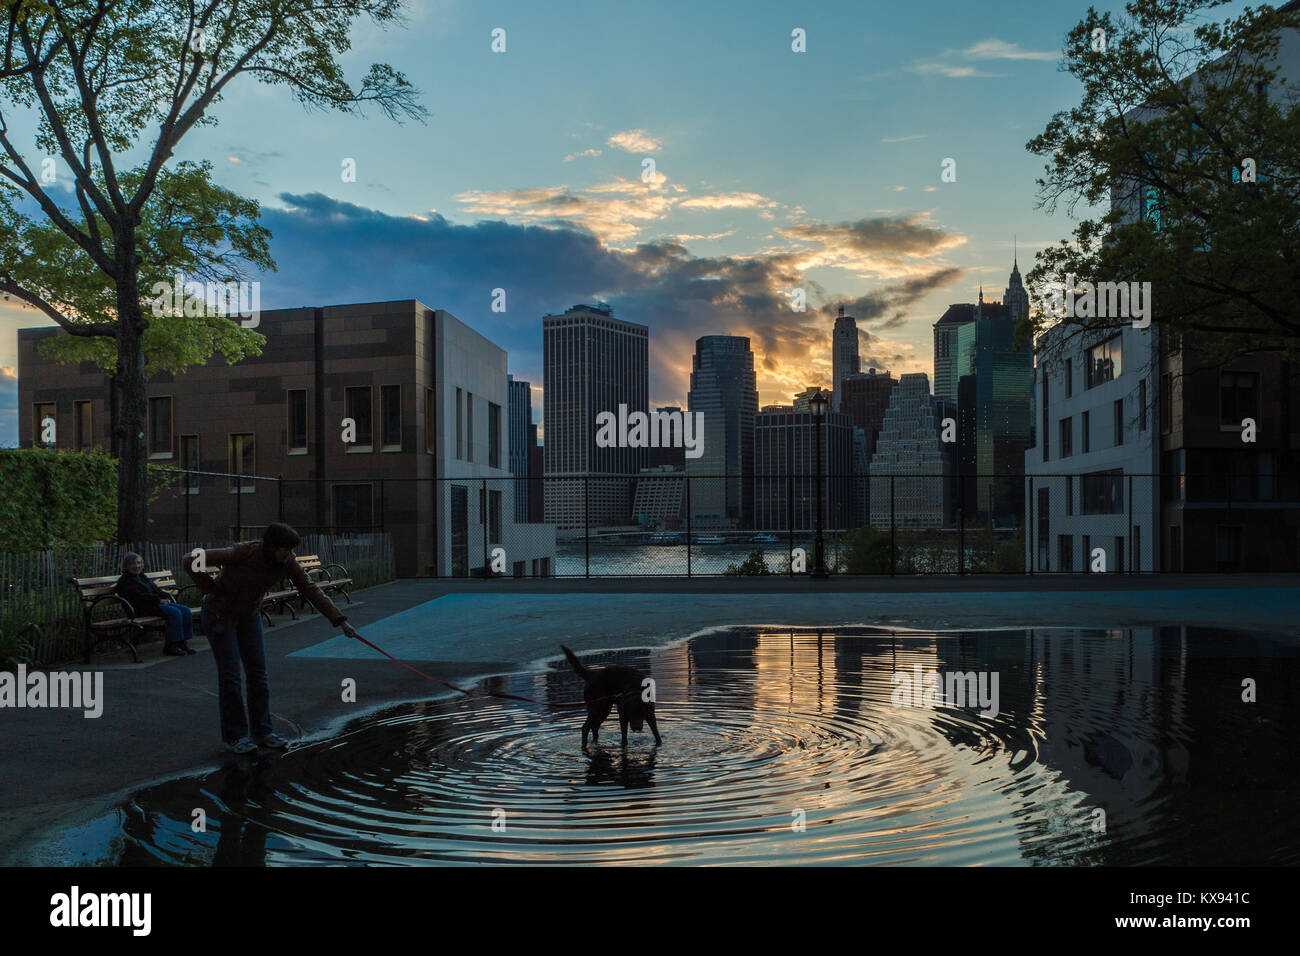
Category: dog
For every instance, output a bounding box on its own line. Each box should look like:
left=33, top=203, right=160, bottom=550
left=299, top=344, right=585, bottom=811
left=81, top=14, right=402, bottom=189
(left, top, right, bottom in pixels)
left=560, top=645, right=662, bottom=749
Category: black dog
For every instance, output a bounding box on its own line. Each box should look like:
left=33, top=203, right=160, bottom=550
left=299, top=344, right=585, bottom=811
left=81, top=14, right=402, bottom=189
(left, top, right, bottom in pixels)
left=561, top=645, right=662, bottom=749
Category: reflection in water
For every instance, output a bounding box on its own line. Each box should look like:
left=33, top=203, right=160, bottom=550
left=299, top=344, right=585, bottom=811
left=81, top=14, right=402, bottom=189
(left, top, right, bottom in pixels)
left=51, top=625, right=1300, bottom=866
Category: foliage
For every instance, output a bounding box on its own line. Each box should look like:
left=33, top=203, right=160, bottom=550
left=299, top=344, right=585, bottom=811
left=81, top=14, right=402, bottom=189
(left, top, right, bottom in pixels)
left=841, top=525, right=893, bottom=573
left=1024, top=0, right=1300, bottom=366
left=724, top=549, right=773, bottom=575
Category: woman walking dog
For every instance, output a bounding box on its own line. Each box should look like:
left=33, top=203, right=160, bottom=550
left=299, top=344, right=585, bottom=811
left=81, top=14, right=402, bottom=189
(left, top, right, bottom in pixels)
left=187, top=522, right=360, bottom=754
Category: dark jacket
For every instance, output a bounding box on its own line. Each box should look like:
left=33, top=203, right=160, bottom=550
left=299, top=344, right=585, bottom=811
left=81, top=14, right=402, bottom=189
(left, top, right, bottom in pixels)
left=115, top=572, right=170, bottom=616
left=185, top=541, right=347, bottom=626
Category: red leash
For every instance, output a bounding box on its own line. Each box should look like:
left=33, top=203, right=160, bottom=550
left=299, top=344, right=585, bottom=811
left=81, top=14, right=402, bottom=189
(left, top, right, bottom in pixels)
left=349, top=632, right=593, bottom=709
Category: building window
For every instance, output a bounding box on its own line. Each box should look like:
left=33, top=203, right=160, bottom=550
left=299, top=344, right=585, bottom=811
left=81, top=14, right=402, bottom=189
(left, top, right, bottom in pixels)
left=148, top=396, right=173, bottom=458
left=1085, top=335, right=1122, bottom=388
left=1082, top=534, right=1091, bottom=572
left=180, top=435, right=200, bottom=494
left=425, top=387, right=435, bottom=454
left=1114, top=535, right=1124, bottom=574
left=1132, top=525, right=1141, bottom=573
left=450, top=484, right=468, bottom=576
left=1041, top=378, right=1049, bottom=461
left=33, top=402, right=56, bottom=447
left=1113, top=399, right=1124, bottom=446
left=1059, top=417, right=1072, bottom=458
left=456, top=388, right=463, bottom=460
left=1064, top=358, right=1072, bottom=398
left=228, top=434, right=255, bottom=492
left=1138, top=379, right=1147, bottom=431
left=1058, top=534, right=1074, bottom=572
left=1081, top=411, right=1090, bottom=454
left=1219, top=372, right=1258, bottom=429
left=488, top=402, right=501, bottom=468
left=1081, top=469, right=1124, bottom=515
left=333, top=484, right=374, bottom=533
left=345, top=386, right=373, bottom=450
left=1160, top=373, right=1172, bottom=433
left=466, top=391, right=474, bottom=462
left=74, top=401, right=93, bottom=450
left=1066, top=475, right=1074, bottom=516
left=381, top=384, right=402, bottom=450
left=1037, top=487, right=1050, bottom=571
left=287, top=389, right=308, bottom=453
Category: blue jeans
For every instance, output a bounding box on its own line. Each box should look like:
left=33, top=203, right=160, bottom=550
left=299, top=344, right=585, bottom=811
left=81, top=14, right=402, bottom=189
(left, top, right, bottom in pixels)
left=157, top=603, right=194, bottom=645
left=201, top=598, right=271, bottom=743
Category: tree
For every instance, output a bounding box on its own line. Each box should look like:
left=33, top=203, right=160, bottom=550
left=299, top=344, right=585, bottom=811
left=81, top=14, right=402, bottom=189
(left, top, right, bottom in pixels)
left=1024, top=0, right=1300, bottom=368
left=0, top=0, right=425, bottom=541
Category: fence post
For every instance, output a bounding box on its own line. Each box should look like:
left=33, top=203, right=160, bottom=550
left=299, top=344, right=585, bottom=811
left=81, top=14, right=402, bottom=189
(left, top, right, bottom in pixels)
left=184, top=470, right=191, bottom=543
left=686, top=476, right=692, bottom=578
left=890, top=475, right=896, bottom=576
left=584, top=476, right=590, bottom=580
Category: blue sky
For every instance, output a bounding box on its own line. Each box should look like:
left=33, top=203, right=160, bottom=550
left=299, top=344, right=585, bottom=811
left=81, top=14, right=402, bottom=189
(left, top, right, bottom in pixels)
left=2, top=0, right=1169, bottom=444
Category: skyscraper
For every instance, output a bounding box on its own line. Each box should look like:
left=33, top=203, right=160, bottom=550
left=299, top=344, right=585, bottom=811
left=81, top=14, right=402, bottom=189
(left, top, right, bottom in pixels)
left=932, top=303, right=976, bottom=404
left=542, top=303, right=649, bottom=529
left=754, top=407, right=854, bottom=531
left=831, top=306, right=860, bottom=412
left=869, top=373, right=947, bottom=530
left=507, top=375, right=537, bottom=522
left=687, top=335, right=758, bottom=527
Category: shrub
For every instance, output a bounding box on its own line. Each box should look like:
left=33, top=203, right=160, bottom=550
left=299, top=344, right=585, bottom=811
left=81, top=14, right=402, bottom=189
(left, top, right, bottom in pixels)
left=724, top=549, right=772, bottom=575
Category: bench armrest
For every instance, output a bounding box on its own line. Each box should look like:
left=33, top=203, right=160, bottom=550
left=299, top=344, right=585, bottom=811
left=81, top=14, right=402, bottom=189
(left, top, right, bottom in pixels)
left=88, top=593, right=136, bottom=619
left=323, top=563, right=350, bottom=580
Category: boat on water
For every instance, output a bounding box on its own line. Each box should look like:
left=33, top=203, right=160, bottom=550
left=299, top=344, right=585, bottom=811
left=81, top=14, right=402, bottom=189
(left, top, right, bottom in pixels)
left=649, top=531, right=683, bottom=545
left=695, top=534, right=726, bottom=545
left=749, top=533, right=779, bottom=543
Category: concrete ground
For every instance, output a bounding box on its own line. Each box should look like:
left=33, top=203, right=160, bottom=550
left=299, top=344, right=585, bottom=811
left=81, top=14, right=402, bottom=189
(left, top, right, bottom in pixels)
left=3, top=573, right=1297, bottom=863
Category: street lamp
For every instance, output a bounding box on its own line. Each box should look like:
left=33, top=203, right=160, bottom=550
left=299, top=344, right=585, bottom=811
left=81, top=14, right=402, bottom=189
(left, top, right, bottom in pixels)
left=809, top=388, right=829, bottom=578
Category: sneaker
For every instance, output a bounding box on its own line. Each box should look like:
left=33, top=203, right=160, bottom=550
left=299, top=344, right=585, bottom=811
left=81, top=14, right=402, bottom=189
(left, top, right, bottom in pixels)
left=225, top=737, right=258, bottom=755
left=163, top=644, right=188, bottom=657
left=182, top=642, right=197, bottom=655
left=257, top=733, right=289, bottom=749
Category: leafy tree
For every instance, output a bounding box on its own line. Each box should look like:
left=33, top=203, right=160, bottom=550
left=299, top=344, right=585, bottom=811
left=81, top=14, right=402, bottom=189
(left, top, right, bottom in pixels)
left=1024, top=0, right=1300, bottom=367
left=0, top=0, right=425, bottom=541
left=841, top=525, right=892, bottom=573
left=724, top=549, right=772, bottom=575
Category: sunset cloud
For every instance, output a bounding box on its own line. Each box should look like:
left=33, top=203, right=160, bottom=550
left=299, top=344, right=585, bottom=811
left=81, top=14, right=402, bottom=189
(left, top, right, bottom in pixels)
left=606, top=129, right=661, bottom=153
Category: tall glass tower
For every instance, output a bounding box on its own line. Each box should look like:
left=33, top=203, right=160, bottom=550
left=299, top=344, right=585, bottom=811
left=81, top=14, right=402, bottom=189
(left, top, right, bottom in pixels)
left=686, top=335, right=758, bottom=527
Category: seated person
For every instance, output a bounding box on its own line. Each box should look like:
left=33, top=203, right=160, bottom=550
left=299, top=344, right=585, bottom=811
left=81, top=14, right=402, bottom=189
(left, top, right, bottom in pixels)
left=116, top=552, right=195, bottom=657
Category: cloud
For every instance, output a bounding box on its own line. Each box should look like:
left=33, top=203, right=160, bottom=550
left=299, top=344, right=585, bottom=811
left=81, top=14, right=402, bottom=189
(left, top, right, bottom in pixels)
left=777, top=213, right=966, bottom=279
left=909, top=37, right=1057, bottom=79
left=910, top=62, right=1008, bottom=79
left=253, top=194, right=951, bottom=404
left=960, top=39, right=1057, bottom=61
left=563, top=148, right=602, bottom=162
left=0, top=365, right=16, bottom=380
left=881, top=133, right=929, bottom=143
left=454, top=180, right=680, bottom=244
left=606, top=129, right=661, bottom=153
left=679, top=192, right=779, bottom=213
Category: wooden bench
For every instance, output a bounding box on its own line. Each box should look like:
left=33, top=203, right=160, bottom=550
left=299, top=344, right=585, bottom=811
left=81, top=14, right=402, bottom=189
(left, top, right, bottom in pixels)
left=70, top=570, right=198, bottom=663
left=292, top=554, right=353, bottom=611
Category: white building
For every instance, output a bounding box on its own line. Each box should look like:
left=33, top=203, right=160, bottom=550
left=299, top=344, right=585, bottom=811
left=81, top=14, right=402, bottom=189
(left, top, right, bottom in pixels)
left=1024, top=322, right=1158, bottom=572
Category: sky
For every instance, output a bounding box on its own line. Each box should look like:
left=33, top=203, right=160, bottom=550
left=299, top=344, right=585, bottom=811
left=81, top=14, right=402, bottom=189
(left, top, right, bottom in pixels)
left=1, top=0, right=1171, bottom=444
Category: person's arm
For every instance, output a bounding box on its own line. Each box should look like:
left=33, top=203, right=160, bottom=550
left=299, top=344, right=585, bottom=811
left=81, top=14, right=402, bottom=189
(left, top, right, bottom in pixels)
left=185, top=546, right=236, bottom=594
left=286, top=557, right=348, bottom=627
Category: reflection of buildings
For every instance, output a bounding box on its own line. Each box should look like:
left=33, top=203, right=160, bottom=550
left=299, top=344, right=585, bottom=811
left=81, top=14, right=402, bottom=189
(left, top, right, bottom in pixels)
left=754, top=406, right=855, bottom=531
left=542, top=304, right=649, bottom=529
left=686, top=336, right=758, bottom=528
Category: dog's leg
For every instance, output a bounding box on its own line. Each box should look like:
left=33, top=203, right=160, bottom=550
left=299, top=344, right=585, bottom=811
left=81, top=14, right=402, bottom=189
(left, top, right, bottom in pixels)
left=582, top=717, right=591, bottom=749
left=646, top=712, right=662, bottom=746
left=620, top=715, right=629, bottom=749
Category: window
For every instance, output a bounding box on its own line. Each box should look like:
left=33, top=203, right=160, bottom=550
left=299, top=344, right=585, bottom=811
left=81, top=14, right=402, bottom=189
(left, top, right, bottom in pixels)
left=1159, top=373, right=1172, bottom=433
left=1037, top=488, right=1050, bottom=571
left=1066, top=475, right=1074, bottom=516
left=1114, top=535, right=1124, bottom=574
left=1113, top=399, right=1124, bottom=447
left=488, top=402, right=501, bottom=468
left=74, top=401, right=93, bottom=450
left=466, top=391, right=474, bottom=462
left=381, top=385, right=402, bottom=450
left=490, top=489, right=502, bottom=543
left=333, top=484, right=373, bottom=533
left=1081, top=411, right=1090, bottom=454
left=1041, top=378, right=1050, bottom=461
left=450, top=484, right=468, bottom=576
left=1085, top=336, right=1122, bottom=388
left=1219, top=372, right=1258, bottom=429
left=1064, top=358, right=1072, bottom=398
left=287, top=389, right=308, bottom=453
left=425, top=387, right=435, bottom=454
left=1138, top=380, right=1147, bottom=431
left=456, top=388, right=463, bottom=460
left=33, top=402, right=56, bottom=447
left=1132, top=526, right=1141, bottom=573
left=1081, top=469, right=1123, bottom=515
left=228, top=434, right=255, bottom=492
left=180, top=435, right=200, bottom=494
left=1059, top=417, right=1072, bottom=458
left=1082, top=535, right=1091, bottom=572
left=1058, top=534, right=1074, bottom=572
left=345, top=386, right=373, bottom=449
left=148, top=396, right=173, bottom=457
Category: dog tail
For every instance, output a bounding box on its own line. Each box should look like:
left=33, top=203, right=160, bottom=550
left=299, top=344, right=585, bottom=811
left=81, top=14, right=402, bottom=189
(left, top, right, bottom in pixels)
left=560, top=645, right=589, bottom=679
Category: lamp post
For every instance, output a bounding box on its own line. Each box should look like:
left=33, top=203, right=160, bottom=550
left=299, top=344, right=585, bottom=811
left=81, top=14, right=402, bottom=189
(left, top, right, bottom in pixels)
left=809, top=388, right=829, bottom=578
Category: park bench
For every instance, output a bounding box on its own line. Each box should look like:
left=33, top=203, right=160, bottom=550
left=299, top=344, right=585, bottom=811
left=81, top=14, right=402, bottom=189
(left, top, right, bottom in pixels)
left=293, top=554, right=353, bottom=611
left=69, top=570, right=200, bottom=663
